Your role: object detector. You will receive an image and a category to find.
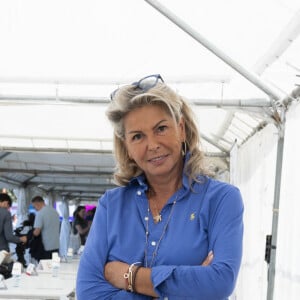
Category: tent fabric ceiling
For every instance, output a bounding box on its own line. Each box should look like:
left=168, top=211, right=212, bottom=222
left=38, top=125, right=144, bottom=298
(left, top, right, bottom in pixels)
left=0, top=0, right=300, bottom=201
left=0, top=152, right=115, bottom=201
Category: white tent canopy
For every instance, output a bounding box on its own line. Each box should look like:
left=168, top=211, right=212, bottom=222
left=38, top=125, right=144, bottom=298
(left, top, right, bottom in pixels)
left=1, top=1, right=300, bottom=299
left=1, top=0, right=300, bottom=200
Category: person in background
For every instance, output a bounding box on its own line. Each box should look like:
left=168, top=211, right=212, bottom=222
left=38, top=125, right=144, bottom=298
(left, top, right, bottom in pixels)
left=76, top=74, right=244, bottom=299
left=0, top=193, right=27, bottom=252
left=86, top=207, right=96, bottom=225
left=72, top=205, right=90, bottom=246
left=14, top=212, right=36, bottom=267
left=31, top=196, right=60, bottom=260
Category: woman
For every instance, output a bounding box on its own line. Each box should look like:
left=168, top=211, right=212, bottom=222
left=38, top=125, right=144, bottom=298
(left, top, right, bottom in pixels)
left=72, top=206, right=90, bottom=246
left=76, top=74, right=244, bottom=299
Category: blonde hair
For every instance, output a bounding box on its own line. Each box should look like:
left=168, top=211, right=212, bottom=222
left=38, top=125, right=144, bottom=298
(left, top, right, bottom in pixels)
left=106, top=80, right=209, bottom=186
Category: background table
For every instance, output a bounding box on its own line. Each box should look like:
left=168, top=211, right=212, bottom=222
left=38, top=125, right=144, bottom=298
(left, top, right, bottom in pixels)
left=0, top=260, right=79, bottom=300
left=37, top=258, right=79, bottom=276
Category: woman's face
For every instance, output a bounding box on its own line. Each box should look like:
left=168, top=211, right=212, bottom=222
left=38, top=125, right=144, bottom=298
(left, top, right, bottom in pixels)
left=124, top=104, right=185, bottom=182
left=78, top=208, right=86, bottom=218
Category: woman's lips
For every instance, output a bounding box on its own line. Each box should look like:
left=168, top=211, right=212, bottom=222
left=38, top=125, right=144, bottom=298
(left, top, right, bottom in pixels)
left=148, top=154, right=168, bottom=165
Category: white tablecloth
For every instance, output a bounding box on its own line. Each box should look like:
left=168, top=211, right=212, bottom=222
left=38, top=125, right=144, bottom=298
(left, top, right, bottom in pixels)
left=0, top=259, right=79, bottom=300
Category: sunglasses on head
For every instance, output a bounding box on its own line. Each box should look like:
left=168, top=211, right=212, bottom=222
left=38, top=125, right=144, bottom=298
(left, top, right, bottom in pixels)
left=110, top=74, right=164, bottom=101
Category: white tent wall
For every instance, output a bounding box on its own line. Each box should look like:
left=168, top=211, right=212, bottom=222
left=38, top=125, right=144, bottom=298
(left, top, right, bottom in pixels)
left=232, top=123, right=278, bottom=299
left=59, top=197, right=71, bottom=259
left=273, top=102, right=300, bottom=299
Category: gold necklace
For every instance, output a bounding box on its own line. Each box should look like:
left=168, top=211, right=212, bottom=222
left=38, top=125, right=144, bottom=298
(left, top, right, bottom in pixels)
left=147, top=187, right=177, bottom=223
left=144, top=191, right=180, bottom=268
left=151, top=199, right=162, bottom=223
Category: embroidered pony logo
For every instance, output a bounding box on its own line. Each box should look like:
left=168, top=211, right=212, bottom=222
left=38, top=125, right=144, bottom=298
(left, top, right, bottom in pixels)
left=190, top=212, right=196, bottom=221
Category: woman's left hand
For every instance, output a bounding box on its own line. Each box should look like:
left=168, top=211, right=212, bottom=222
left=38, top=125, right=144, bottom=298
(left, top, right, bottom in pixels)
left=104, top=252, right=214, bottom=291
left=104, top=261, right=129, bottom=290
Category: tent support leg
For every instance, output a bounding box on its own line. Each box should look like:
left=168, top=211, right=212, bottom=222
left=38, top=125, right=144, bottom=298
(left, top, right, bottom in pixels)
left=267, top=125, right=285, bottom=300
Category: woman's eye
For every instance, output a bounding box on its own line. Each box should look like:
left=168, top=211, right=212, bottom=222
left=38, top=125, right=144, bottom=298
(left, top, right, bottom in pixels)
left=132, top=133, right=142, bottom=141
left=157, top=125, right=167, bottom=133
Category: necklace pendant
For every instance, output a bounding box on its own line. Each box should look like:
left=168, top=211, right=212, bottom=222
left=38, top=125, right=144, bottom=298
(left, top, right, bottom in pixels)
left=153, top=214, right=162, bottom=223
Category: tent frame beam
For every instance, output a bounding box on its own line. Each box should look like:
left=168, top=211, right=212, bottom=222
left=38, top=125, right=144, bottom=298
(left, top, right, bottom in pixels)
left=144, top=0, right=283, bottom=103
left=0, top=168, right=113, bottom=176
left=0, top=94, right=272, bottom=108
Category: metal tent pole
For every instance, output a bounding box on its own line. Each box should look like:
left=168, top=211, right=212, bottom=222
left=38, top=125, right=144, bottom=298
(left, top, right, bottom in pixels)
left=267, top=125, right=285, bottom=300
left=144, top=0, right=283, bottom=101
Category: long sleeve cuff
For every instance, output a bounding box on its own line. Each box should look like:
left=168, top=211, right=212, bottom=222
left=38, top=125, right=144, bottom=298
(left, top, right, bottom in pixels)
left=151, top=265, right=176, bottom=297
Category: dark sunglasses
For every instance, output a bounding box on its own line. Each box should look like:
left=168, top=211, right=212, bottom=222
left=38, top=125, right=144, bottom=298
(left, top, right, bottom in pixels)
left=110, top=74, right=164, bottom=101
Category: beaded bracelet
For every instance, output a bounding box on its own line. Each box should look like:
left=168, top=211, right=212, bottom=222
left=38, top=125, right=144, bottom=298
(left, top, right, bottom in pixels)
left=123, top=262, right=141, bottom=292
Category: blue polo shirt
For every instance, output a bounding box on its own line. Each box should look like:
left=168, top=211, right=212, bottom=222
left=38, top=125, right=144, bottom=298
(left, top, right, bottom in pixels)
left=77, top=171, right=243, bottom=300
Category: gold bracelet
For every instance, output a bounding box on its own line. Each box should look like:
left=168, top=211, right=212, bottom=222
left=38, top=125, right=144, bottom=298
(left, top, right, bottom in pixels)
left=123, top=262, right=141, bottom=292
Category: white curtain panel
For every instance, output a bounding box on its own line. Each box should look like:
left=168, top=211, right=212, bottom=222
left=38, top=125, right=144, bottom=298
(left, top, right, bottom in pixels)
left=233, top=123, right=278, bottom=300
left=45, top=192, right=53, bottom=206
left=274, top=102, right=300, bottom=300
left=14, top=187, right=30, bottom=226
left=59, top=197, right=71, bottom=258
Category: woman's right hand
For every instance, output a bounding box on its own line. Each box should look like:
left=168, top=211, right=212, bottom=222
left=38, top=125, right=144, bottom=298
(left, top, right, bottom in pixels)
left=201, top=251, right=213, bottom=266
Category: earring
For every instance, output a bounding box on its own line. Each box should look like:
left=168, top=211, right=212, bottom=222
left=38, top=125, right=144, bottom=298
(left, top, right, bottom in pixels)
left=181, top=141, right=187, bottom=156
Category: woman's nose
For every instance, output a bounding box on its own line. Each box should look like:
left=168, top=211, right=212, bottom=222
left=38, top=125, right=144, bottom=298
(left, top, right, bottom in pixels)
left=147, top=136, right=160, bottom=151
